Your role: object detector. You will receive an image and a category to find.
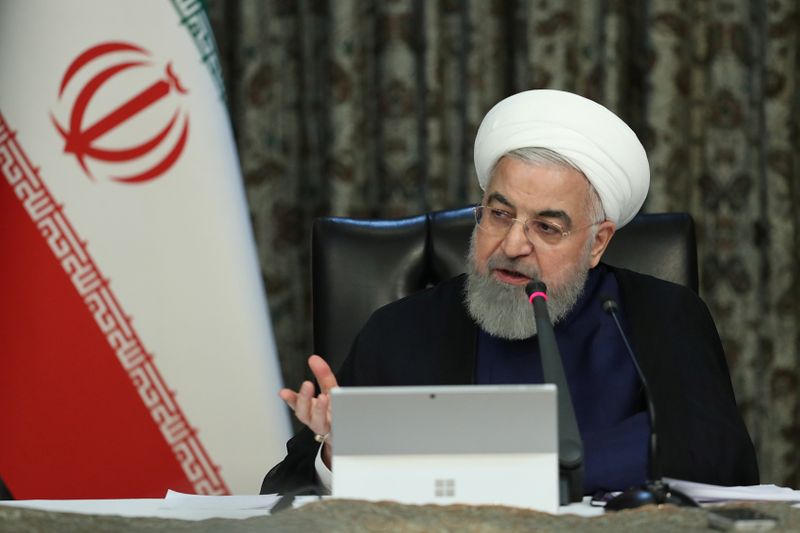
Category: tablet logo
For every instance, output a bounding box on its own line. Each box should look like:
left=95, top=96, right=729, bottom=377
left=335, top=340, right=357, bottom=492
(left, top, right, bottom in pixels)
left=434, top=478, right=455, bottom=497
left=51, top=41, right=190, bottom=184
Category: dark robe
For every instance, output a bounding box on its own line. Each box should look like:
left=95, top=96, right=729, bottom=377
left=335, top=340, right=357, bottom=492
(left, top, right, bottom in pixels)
left=260, top=264, right=759, bottom=494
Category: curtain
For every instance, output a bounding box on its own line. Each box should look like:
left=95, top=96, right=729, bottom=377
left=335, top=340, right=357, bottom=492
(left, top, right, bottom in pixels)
left=207, top=0, right=800, bottom=488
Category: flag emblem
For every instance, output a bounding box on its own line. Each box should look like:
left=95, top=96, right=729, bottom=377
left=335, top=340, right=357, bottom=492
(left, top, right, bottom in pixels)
left=51, top=41, right=190, bottom=184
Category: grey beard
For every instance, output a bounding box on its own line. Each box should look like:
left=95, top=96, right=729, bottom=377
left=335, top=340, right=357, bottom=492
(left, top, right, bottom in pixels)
left=464, top=231, right=591, bottom=340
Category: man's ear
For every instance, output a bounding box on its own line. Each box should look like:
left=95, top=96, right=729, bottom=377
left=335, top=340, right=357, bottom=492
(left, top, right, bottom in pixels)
left=588, top=220, right=616, bottom=268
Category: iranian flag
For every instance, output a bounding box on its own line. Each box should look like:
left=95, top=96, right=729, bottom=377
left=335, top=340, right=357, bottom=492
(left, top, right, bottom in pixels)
left=0, top=1, right=291, bottom=497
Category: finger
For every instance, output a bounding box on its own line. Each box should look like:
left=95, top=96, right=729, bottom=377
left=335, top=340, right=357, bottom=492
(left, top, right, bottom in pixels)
left=293, top=381, right=315, bottom=425
left=308, top=355, right=338, bottom=394
left=278, top=389, right=298, bottom=411
left=309, top=393, right=331, bottom=436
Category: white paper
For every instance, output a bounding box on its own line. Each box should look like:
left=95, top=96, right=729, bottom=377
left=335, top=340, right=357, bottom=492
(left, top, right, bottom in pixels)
left=558, top=497, right=605, bottom=517
left=0, top=492, right=321, bottom=521
left=163, top=490, right=278, bottom=510
left=664, top=478, right=800, bottom=503
left=0, top=498, right=272, bottom=521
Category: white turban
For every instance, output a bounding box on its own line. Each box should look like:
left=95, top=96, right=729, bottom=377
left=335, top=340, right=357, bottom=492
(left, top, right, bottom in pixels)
left=473, top=89, right=650, bottom=228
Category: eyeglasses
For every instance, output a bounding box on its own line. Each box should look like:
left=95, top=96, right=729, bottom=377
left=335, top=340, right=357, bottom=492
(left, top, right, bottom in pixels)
left=474, top=205, right=600, bottom=246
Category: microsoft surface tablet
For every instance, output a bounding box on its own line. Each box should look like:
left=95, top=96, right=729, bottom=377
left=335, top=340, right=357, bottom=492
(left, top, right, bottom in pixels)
left=330, top=384, right=558, bottom=512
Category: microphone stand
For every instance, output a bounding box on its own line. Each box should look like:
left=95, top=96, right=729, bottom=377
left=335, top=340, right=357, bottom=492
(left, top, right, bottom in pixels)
left=601, top=297, right=697, bottom=510
left=525, top=281, right=584, bottom=504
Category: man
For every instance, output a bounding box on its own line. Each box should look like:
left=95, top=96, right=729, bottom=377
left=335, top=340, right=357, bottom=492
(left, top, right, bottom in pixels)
left=261, top=90, right=758, bottom=495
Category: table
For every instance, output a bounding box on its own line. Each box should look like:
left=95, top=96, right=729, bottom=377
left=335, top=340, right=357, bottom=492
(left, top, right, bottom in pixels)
left=2, top=498, right=800, bottom=532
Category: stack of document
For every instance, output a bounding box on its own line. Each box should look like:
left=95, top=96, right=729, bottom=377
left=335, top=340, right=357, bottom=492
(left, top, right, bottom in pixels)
left=161, top=491, right=320, bottom=518
left=0, top=492, right=320, bottom=521
left=664, top=478, right=800, bottom=505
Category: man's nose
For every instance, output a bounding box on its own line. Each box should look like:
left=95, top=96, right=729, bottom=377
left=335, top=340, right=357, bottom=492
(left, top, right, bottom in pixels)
left=500, top=220, right=535, bottom=258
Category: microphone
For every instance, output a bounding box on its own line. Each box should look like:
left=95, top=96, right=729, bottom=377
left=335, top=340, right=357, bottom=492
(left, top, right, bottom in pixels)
left=600, top=295, right=696, bottom=510
left=525, top=280, right=584, bottom=504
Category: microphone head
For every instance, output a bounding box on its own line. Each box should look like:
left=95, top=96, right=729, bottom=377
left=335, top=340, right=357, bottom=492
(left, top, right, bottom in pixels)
left=600, top=295, right=618, bottom=314
left=525, top=280, right=547, bottom=297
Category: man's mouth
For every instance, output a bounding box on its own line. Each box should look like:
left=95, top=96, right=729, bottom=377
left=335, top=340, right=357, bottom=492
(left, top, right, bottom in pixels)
left=492, top=268, right=532, bottom=285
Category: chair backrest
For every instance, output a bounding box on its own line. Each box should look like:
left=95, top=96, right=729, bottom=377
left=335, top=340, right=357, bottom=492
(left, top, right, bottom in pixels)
left=312, top=207, right=698, bottom=373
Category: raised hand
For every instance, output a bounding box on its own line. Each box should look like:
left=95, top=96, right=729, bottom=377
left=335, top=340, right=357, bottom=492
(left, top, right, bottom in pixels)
left=279, top=355, right=338, bottom=467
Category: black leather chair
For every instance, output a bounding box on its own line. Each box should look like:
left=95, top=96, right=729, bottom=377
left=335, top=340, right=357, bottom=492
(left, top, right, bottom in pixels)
left=312, top=207, right=698, bottom=374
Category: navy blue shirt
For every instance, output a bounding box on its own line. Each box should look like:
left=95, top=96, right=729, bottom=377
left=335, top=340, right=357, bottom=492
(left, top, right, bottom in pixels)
left=475, top=265, right=650, bottom=493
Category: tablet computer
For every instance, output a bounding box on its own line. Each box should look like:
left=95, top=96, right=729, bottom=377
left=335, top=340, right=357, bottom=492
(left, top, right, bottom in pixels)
left=331, top=384, right=558, bottom=512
